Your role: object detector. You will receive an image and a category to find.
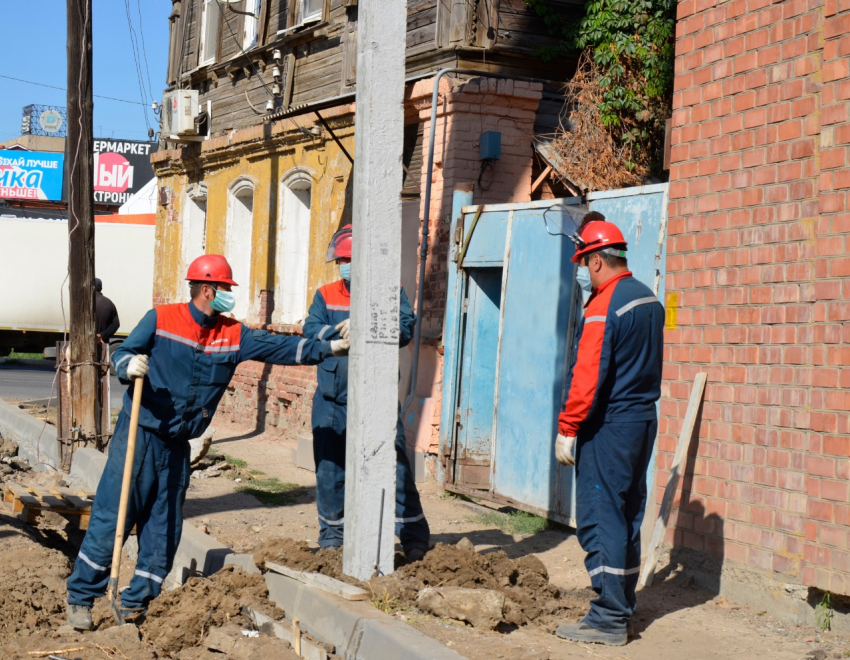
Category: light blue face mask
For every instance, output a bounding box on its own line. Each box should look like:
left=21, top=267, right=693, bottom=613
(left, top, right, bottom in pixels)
left=576, top=266, right=592, bottom=303
left=339, top=262, right=351, bottom=282
left=209, top=288, right=236, bottom=313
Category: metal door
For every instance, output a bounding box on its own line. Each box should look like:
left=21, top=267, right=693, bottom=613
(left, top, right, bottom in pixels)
left=440, top=186, right=668, bottom=526
left=449, top=268, right=502, bottom=489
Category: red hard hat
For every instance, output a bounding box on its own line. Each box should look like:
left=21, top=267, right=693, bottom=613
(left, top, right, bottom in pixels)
left=326, top=224, right=352, bottom=262
left=570, top=221, right=628, bottom=264
left=185, top=254, right=239, bottom=286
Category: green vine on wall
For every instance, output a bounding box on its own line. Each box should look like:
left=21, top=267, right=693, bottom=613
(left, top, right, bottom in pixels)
left=527, top=0, right=676, bottom=177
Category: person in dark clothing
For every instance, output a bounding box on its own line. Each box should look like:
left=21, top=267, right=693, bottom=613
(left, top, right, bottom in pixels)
left=94, top=278, right=120, bottom=343
left=554, top=220, right=664, bottom=647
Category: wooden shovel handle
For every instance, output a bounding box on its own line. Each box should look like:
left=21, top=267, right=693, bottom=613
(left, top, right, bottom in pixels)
left=109, top=375, right=144, bottom=581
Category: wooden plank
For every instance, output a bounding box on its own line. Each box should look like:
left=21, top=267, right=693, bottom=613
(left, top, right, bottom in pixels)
left=264, top=562, right=369, bottom=600
left=51, top=488, right=92, bottom=511
left=639, top=372, right=708, bottom=588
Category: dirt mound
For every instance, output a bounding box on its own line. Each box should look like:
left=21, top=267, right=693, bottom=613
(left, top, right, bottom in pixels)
left=254, top=537, right=348, bottom=580
left=370, top=542, right=584, bottom=626
left=0, top=513, right=71, bottom=635
left=141, top=565, right=284, bottom=655
left=252, top=536, right=589, bottom=628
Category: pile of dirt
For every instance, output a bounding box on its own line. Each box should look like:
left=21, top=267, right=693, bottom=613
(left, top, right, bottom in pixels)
left=253, top=536, right=590, bottom=628
left=254, top=537, right=348, bottom=580
left=141, top=565, right=284, bottom=655
left=0, top=513, right=71, bottom=635
left=370, top=540, right=587, bottom=626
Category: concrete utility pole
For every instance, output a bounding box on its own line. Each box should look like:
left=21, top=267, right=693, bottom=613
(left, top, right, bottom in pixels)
left=66, top=0, right=100, bottom=449
left=343, top=0, right=406, bottom=579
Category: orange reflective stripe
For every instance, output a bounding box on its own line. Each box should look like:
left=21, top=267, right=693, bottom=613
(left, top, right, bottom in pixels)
left=319, top=279, right=350, bottom=309
left=155, top=303, right=242, bottom=352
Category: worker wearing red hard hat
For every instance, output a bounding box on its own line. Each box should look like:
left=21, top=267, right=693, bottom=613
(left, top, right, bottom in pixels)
left=66, top=254, right=349, bottom=630
left=302, top=225, right=430, bottom=561
left=554, top=219, right=664, bottom=647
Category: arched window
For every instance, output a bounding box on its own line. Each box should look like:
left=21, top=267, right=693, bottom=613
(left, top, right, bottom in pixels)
left=181, top=184, right=208, bottom=302
left=226, top=177, right=255, bottom=321
left=276, top=169, right=313, bottom=324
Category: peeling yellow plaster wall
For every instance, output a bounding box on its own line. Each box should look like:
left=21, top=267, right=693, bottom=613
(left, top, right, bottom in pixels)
left=152, top=121, right=355, bottom=323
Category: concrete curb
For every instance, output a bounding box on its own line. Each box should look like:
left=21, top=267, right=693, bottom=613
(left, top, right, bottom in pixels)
left=0, top=397, right=59, bottom=471
left=266, top=572, right=466, bottom=660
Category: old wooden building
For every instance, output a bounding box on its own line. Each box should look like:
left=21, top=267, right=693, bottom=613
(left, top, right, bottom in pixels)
left=151, top=0, right=581, bottom=467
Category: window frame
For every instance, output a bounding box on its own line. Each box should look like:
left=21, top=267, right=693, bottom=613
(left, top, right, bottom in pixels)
left=198, top=0, right=222, bottom=67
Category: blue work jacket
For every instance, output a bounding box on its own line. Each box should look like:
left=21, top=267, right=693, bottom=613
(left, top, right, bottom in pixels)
left=302, top=279, right=415, bottom=432
left=112, top=301, right=334, bottom=441
left=559, top=271, right=665, bottom=437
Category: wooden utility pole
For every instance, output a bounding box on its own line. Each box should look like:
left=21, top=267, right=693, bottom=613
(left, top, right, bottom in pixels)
left=66, top=0, right=100, bottom=450
left=342, top=0, right=406, bottom=579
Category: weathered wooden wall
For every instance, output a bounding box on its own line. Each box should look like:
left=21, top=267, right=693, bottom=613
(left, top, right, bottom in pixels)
left=165, top=0, right=579, bottom=136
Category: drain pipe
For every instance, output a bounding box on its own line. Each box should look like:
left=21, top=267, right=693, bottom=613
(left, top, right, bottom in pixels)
left=401, top=67, right=541, bottom=414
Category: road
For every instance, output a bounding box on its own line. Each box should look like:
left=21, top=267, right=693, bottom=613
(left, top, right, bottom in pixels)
left=0, top=361, right=128, bottom=412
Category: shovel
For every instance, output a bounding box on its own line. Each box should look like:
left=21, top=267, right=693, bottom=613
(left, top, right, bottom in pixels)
left=106, top=373, right=145, bottom=624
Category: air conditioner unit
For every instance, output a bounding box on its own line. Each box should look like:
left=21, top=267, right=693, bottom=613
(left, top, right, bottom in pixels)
left=162, top=90, right=200, bottom=137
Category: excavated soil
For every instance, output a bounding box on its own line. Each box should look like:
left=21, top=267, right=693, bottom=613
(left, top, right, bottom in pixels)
left=0, top=512, right=71, bottom=635
left=0, top=510, right=302, bottom=660
left=253, top=536, right=592, bottom=628
left=141, top=565, right=284, bottom=655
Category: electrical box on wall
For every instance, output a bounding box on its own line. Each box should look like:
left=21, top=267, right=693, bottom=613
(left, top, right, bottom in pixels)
left=480, top=131, right=501, bottom=161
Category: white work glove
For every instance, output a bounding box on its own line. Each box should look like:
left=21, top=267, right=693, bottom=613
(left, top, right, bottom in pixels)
left=126, top=354, right=149, bottom=379
left=555, top=434, right=576, bottom=466
left=335, top=319, right=350, bottom=340
left=330, top=338, right=350, bottom=356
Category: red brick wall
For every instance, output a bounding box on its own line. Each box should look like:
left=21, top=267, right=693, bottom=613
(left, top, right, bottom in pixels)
left=664, top=0, right=850, bottom=594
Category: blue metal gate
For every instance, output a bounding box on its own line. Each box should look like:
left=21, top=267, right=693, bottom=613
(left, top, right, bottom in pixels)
left=440, top=184, right=668, bottom=525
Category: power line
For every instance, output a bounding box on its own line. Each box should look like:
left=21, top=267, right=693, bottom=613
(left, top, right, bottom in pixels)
left=135, top=0, right=156, bottom=102
left=123, top=0, right=153, bottom=130
left=0, top=74, right=145, bottom=106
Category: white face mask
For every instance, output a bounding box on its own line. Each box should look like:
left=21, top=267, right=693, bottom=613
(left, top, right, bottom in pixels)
left=576, top=266, right=592, bottom=303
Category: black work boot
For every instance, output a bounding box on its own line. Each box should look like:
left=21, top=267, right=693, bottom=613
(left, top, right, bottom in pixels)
left=67, top=603, right=93, bottom=631
left=555, top=621, right=627, bottom=646
left=404, top=546, right=428, bottom=563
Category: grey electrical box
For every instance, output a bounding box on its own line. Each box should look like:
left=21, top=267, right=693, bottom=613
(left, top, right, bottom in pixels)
left=480, top=131, right=501, bottom=161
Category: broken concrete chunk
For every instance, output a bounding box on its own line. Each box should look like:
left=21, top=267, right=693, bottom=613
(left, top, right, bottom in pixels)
left=189, top=426, right=216, bottom=467
left=417, top=586, right=506, bottom=629
left=455, top=537, right=475, bottom=553
left=0, top=435, right=19, bottom=459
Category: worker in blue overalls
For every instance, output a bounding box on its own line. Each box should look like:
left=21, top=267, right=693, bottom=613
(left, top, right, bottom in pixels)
left=553, top=220, right=664, bottom=647
left=303, top=224, right=430, bottom=562
left=65, top=254, right=349, bottom=631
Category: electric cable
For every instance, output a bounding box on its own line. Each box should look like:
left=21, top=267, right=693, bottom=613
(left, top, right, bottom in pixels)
left=0, top=74, right=144, bottom=106
left=216, top=0, right=276, bottom=103
left=122, top=0, right=152, bottom=131
left=135, top=0, right=156, bottom=102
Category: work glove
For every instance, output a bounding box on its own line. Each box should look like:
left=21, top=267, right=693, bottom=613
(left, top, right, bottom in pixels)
left=126, top=354, right=149, bottom=379
left=555, top=434, right=576, bottom=467
left=330, top=338, right=350, bottom=356
left=335, top=319, right=350, bottom=340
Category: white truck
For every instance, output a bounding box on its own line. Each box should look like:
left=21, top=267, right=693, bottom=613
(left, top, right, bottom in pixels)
left=0, top=213, right=155, bottom=356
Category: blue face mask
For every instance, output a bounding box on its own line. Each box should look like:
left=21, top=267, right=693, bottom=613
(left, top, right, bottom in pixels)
left=339, top=262, right=351, bottom=282
left=576, top=266, right=592, bottom=303
left=209, top=289, right=236, bottom=313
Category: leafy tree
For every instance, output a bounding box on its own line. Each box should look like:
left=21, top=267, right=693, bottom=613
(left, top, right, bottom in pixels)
left=527, top=0, right=676, bottom=176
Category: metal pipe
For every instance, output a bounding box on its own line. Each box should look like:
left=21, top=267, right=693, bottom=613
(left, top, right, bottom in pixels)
left=402, top=67, right=537, bottom=414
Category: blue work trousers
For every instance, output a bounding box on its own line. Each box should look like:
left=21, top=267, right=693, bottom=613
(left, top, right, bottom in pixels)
left=312, top=420, right=430, bottom=552
left=575, top=419, right=657, bottom=634
left=66, top=413, right=190, bottom=610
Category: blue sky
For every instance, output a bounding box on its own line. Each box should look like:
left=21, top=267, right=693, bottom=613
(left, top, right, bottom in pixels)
left=0, top=0, right=171, bottom=144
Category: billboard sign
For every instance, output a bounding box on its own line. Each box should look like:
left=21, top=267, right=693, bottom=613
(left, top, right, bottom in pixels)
left=0, top=150, right=64, bottom=201
left=93, top=139, right=157, bottom=206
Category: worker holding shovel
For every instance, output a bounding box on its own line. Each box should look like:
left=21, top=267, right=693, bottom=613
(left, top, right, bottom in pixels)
left=66, top=254, right=350, bottom=631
